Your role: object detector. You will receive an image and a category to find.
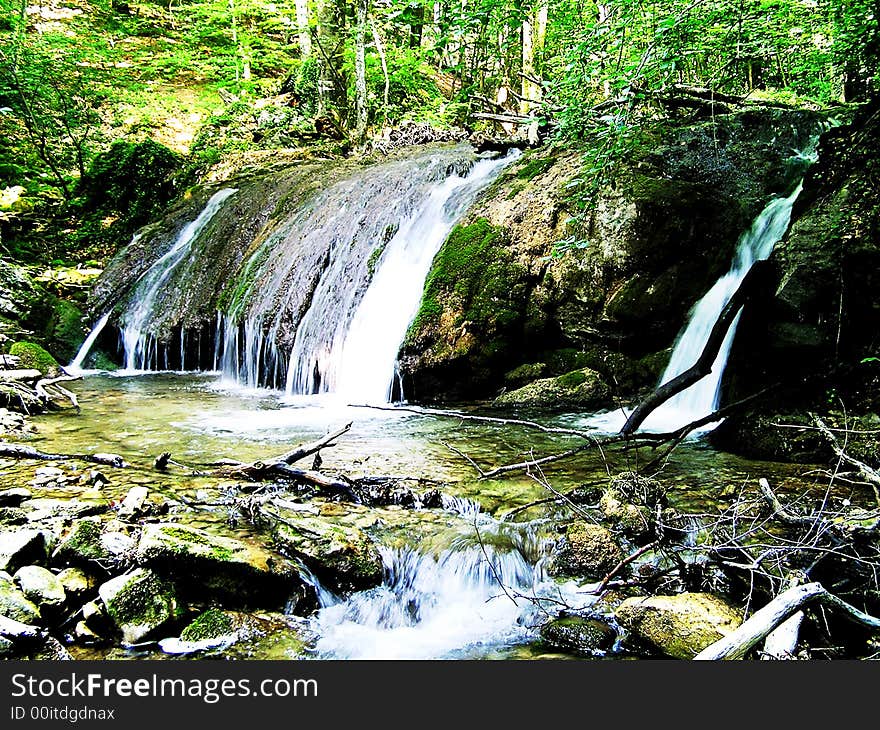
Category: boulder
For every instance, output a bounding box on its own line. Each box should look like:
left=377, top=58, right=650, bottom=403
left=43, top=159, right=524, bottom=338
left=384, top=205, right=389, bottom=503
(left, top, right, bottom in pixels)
left=271, top=512, right=384, bottom=591
left=0, top=529, right=48, bottom=573
left=616, top=592, right=742, bottom=659
left=136, top=522, right=308, bottom=607
left=52, top=519, right=131, bottom=570
left=57, top=567, right=96, bottom=600
left=539, top=615, right=617, bottom=656
left=98, top=568, right=182, bottom=645
left=14, top=565, right=66, bottom=608
left=549, top=523, right=624, bottom=580
left=494, top=368, right=612, bottom=409
left=0, top=573, right=42, bottom=624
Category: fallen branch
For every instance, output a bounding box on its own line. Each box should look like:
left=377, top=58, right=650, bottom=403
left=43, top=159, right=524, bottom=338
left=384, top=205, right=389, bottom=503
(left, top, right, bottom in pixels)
left=277, top=422, right=351, bottom=465
left=0, top=442, right=128, bottom=467
left=622, top=260, right=773, bottom=435
left=813, top=413, right=880, bottom=505
left=694, top=581, right=880, bottom=660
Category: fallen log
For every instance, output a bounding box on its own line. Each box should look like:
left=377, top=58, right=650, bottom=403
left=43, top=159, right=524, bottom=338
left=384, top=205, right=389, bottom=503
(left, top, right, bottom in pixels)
left=277, top=422, right=352, bottom=465
left=694, top=581, right=880, bottom=660
left=0, top=442, right=128, bottom=468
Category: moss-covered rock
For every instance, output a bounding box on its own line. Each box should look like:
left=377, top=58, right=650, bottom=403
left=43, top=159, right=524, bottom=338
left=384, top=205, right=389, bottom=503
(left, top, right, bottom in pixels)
left=271, top=511, right=383, bottom=591
left=136, top=522, right=308, bottom=608
left=8, top=342, right=58, bottom=376
left=57, top=567, right=96, bottom=601
left=549, top=523, right=624, bottom=581
left=539, top=615, right=617, bottom=656
left=0, top=573, right=42, bottom=624
left=98, top=568, right=182, bottom=645
left=495, top=367, right=612, bottom=409
left=616, top=592, right=742, bottom=659
left=13, top=565, right=65, bottom=609
left=180, top=608, right=235, bottom=642
left=52, top=519, right=113, bottom=568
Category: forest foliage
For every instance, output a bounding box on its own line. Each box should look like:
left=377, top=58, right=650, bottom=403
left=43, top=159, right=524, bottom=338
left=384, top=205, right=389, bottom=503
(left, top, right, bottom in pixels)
left=0, top=0, right=877, bottom=263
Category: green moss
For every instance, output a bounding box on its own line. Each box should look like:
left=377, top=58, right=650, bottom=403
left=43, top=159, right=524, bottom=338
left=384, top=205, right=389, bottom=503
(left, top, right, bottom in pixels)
left=515, top=156, right=555, bottom=181
left=557, top=369, right=589, bottom=388
left=105, top=570, right=181, bottom=628
left=367, top=240, right=388, bottom=277
left=46, top=299, right=84, bottom=363
left=157, top=525, right=234, bottom=562
left=180, top=608, right=235, bottom=641
left=9, top=342, right=59, bottom=375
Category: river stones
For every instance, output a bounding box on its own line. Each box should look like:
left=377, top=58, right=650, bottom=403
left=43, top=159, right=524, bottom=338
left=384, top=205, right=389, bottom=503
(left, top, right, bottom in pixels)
left=540, top=615, right=617, bottom=656
left=616, top=592, right=742, bottom=659
left=135, top=522, right=308, bottom=607
left=53, top=518, right=132, bottom=570
left=549, top=523, right=624, bottom=581
left=57, top=567, right=96, bottom=600
left=270, top=511, right=384, bottom=591
left=98, top=568, right=182, bottom=645
left=14, top=565, right=66, bottom=608
left=0, top=528, right=48, bottom=573
left=0, top=573, right=42, bottom=624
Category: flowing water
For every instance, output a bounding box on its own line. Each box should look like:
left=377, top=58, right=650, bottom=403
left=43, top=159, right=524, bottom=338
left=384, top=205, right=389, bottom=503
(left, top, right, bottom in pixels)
left=67, top=312, right=110, bottom=375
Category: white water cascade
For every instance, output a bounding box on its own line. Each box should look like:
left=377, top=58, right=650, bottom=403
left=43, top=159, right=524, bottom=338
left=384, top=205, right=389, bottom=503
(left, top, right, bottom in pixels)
left=285, top=152, right=518, bottom=403
left=66, top=312, right=111, bottom=375
left=120, top=187, right=237, bottom=371
left=310, top=504, right=585, bottom=659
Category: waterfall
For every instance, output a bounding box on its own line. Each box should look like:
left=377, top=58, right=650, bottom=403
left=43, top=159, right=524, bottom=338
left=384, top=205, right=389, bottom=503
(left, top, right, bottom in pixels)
left=66, top=312, right=110, bottom=375
left=641, top=181, right=805, bottom=431
left=120, top=188, right=238, bottom=371
left=210, top=147, right=517, bottom=400
left=309, top=512, right=585, bottom=659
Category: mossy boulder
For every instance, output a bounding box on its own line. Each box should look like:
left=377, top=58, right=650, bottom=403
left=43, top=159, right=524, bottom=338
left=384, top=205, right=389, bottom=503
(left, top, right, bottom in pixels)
left=136, top=522, right=309, bottom=608
left=98, top=568, right=182, bottom=645
left=495, top=367, right=612, bottom=409
left=539, top=615, right=617, bottom=656
left=180, top=608, right=236, bottom=642
left=616, top=592, right=742, bottom=659
left=52, top=519, right=130, bottom=570
left=57, top=567, right=96, bottom=601
left=549, top=523, right=624, bottom=581
left=0, top=573, right=42, bottom=624
left=271, top=512, right=384, bottom=591
left=8, top=342, right=58, bottom=376
left=13, top=565, right=65, bottom=609
left=0, top=529, right=48, bottom=573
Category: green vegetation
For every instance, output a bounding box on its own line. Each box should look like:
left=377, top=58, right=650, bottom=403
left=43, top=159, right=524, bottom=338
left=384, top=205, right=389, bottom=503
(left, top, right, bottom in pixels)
left=8, top=341, right=59, bottom=375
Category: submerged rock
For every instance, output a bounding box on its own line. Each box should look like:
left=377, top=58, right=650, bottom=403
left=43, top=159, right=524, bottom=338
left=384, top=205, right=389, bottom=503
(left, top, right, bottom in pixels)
left=98, top=568, right=182, bottom=645
left=271, top=511, right=384, bottom=591
left=14, top=565, right=65, bottom=608
left=539, top=615, right=617, bottom=656
left=549, top=523, right=624, bottom=581
left=616, top=592, right=742, bottom=659
left=136, top=522, right=308, bottom=608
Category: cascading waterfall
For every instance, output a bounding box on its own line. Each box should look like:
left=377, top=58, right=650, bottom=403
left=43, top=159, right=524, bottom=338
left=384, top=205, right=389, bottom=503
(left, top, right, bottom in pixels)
left=212, top=149, right=517, bottom=400
left=120, top=188, right=238, bottom=371
left=309, top=504, right=585, bottom=659
left=66, top=312, right=110, bottom=375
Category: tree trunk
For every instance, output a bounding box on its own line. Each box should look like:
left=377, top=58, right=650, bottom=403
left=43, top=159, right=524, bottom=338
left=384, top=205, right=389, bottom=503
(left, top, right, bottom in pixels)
left=315, top=0, right=349, bottom=127
left=354, top=0, right=369, bottom=142
left=295, top=0, right=312, bottom=57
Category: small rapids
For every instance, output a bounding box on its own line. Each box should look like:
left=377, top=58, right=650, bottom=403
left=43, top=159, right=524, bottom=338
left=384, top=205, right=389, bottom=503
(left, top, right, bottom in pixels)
left=307, top=507, right=586, bottom=660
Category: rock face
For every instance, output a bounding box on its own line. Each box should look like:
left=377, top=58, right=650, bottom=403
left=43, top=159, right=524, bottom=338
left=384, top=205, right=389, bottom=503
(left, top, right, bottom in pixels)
left=616, top=592, right=742, bottom=659
left=135, top=522, right=308, bottom=607
left=549, top=523, right=624, bottom=581
left=271, top=511, right=384, bottom=591
left=98, top=568, right=182, bottom=645
left=401, top=109, right=824, bottom=404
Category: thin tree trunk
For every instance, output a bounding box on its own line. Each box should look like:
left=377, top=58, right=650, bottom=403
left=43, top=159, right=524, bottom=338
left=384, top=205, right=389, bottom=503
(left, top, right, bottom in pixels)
left=354, top=0, right=369, bottom=142
left=295, top=0, right=312, bottom=57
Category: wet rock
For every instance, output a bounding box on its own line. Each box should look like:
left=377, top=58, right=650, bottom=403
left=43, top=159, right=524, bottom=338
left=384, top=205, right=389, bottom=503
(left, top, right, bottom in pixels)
left=74, top=620, right=102, bottom=643
left=159, top=609, right=309, bottom=658
left=0, top=636, right=13, bottom=656
left=0, top=408, right=35, bottom=438
left=616, top=592, right=742, bottom=659
left=118, top=486, right=149, bottom=516
left=549, top=523, right=624, bottom=581
left=82, top=599, right=111, bottom=634
left=136, top=522, right=307, bottom=607
left=14, top=565, right=65, bottom=608
left=599, top=489, right=654, bottom=542
left=0, top=528, right=48, bottom=572
left=22, top=498, right=109, bottom=522
left=271, top=511, right=384, bottom=591
left=0, top=488, right=31, bottom=507
left=98, top=568, right=182, bottom=645
left=494, top=368, right=612, bottom=409
left=28, top=636, right=73, bottom=660
left=540, top=615, right=617, bottom=656
left=53, top=518, right=132, bottom=570
left=57, top=567, right=96, bottom=601
left=0, top=573, right=42, bottom=624
left=0, top=613, right=43, bottom=643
